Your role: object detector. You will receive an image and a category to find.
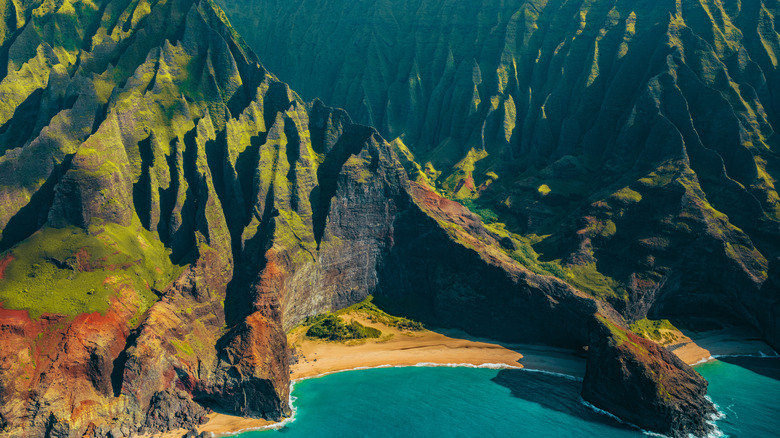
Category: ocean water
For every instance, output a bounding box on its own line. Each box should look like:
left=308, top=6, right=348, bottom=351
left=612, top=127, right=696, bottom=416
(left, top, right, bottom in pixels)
left=695, top=357, right=780, bottom=437
left=239, top=358, right=780, bottom=437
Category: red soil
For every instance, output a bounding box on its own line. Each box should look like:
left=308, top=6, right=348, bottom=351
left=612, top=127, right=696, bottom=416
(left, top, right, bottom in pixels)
left=0, top=253, right=14, bottom=280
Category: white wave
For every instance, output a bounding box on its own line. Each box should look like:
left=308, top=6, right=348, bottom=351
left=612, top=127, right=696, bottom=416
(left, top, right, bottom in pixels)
left=693, top=355, right=716, bottom=366
left=292, top=361, right=584, bottom=384
left=581, top=399, right=727, bottom=438
left=291, top=361, right=528, bottom=382
left=711, top=351, right=780, bottom=360
left=291, top=364, right=395, bottom=382
left=692, top=351, right=780, bottom=367
left=216, top=380, right=300, bottom=436
left=511, top=366, right=584, bottom=382
left=410, top=362, right=522, bottom=370
left=704, top=396, right=726, bottom=421
left=579, top=399, right=660, bottom=436
left=701, top=396, right=727, bottom=438
left=213, top=412, right=295, bottom=436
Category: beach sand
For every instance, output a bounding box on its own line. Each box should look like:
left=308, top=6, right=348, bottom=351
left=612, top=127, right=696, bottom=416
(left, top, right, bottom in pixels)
left=153, top=316, right=776, bottom=437
left=666, top=326, right=777, bottom=364
left=288, top=313, right=587, bottom=379
left=137, top=412, right=278, bottom=438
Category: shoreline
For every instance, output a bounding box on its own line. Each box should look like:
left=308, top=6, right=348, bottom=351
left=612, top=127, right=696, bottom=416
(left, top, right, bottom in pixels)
left=169, top=321, right=776, bottom=438
left=287, top=313, right=587, bottom=380
left=665, top=326, right=777, bottom=365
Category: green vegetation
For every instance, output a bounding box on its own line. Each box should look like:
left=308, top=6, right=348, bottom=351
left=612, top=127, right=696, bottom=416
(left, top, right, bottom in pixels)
left=565, top=263, right=627, bottom=303
left=441, top=148, right=489, bottom=199
left=630, top=318, right=680, bottom=345
left=0, top=220, right=182, bottom=320
left=459, top=199, right=499, bottom=224
left=297, top=296, right=424, bottom=342
left=305, top=314, right=381, bottom=341
left=507, top=240, right=566, bottom=279
left=338, top=295, right=425, bottom=331
left=597, top=314, right=646, bottom=354
left=586, top=219, right=617, bottom=239
left=453, top=197, right=628, bottom=304
left=611, top=187, right=642, bottom=204
left=391, top=138, right=436, bottom=188
left=170, top=338, right=195, bottom=357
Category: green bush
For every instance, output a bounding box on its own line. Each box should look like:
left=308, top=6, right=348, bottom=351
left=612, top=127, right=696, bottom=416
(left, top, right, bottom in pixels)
left=630, top=318, right=679, bottom=344
left=459, top=199, right=499, bottom=224
left=340, top=296, right=425, bottom=331
left=306, top=314, right=381, bottom=341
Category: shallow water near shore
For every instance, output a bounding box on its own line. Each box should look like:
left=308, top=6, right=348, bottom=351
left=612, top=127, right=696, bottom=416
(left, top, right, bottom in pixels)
left=239, top=358, right=780, bottom=437
left=695, top=357, right=780, bottom=437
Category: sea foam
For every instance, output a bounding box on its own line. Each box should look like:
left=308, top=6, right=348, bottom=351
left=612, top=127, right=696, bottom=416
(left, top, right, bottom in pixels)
left=693, top=350, right=780, bottom=366
left=580, top=398, right=726, bottom=438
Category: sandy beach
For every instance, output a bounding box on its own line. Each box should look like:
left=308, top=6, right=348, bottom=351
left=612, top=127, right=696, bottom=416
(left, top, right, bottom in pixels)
left=666, top=326, right=777, bottom=364
left=155, top=315, right=775, bottom=438
left=288, top=313, right=587, bottom=379
left=137, top=412, right=279, bottom=438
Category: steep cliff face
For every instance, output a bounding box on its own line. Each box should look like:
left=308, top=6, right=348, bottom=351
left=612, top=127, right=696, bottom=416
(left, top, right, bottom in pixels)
left=378, top=182, right=598, bottom=348
left=219, top=0, right=780, bottom=350
left=0, top=0, right=408, bottom=435
left=583, top=315, right=716, bottom=437
left=0, top=0, right=720, bottom=436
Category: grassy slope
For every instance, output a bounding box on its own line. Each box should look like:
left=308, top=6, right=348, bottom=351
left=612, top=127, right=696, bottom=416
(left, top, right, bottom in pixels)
left=296, top=296, right=425, bottom=342
left=0, top=219, right=182, bottom=319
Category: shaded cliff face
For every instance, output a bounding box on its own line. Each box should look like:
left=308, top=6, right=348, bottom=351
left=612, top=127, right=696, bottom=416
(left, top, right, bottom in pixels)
left=219, top=0, right=780, bottom=348
left=377, top=182, right=598, bottom=348
left=582, top=316, right=716, bottom=437
left=0, top=0, right=717, bottom=436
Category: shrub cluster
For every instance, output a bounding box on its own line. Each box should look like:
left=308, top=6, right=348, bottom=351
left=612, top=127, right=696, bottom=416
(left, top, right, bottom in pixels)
left=306, top=314, right=382, bottom=341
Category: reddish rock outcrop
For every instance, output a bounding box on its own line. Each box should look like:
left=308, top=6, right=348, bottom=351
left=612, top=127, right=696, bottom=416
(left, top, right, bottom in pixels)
left=582, top=315, right=716, bottom=437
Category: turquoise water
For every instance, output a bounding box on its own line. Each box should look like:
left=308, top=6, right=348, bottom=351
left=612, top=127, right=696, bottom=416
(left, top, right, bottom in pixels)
left=695, top=357, right=780, bottom=437
left=241, top=358, right=780, bottom=437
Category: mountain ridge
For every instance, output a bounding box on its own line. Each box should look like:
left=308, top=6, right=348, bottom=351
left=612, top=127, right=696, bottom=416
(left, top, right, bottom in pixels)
left=219, top=0, right=780, bottom=351
left=0, top=0, right=737, bottom=436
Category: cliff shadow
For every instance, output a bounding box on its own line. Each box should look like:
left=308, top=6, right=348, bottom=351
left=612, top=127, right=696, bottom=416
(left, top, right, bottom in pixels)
left=717, top=356, right=780, bottom=382
left=490, top=369, right=637, bottom=433
left=674, top=324, right=780, bottom=381
left=0, top=154, right=73, bottom=252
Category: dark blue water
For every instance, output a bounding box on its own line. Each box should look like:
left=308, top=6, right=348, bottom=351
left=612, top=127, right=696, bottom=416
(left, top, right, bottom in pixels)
left=240, top=359, right=780, bottom=437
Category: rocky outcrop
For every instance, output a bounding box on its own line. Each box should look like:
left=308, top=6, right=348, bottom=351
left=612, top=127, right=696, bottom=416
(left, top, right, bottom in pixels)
left=143, top=390, right=209, bottom=432
left=0, top=0, right=447, bottom=435
left=582, top=315, right=717, bottom=437
left=47, top=116, right=135, bottom=229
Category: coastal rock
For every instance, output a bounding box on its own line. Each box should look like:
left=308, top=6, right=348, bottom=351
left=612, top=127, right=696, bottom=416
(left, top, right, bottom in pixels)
left=0, top=0, right=417, bottom=434
left=144, top=390, right=209, bottom=432
left=582, top=315, right=717, bottom=437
